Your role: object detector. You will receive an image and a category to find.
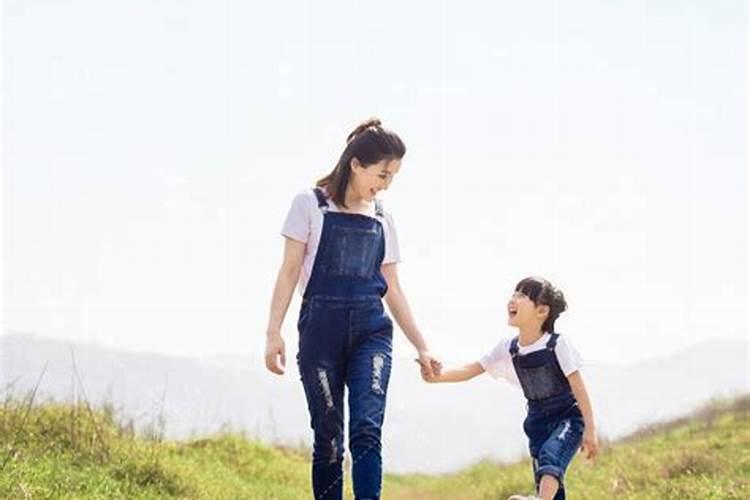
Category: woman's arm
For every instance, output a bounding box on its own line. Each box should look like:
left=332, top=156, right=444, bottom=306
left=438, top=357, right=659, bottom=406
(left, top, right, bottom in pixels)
left=381, top=263, right=441, bottom=377
left=423, top=361, right=485, bottom=383
left=568, top=370, right=599, bottom=459
left=264, top=237, right=306, bottom=375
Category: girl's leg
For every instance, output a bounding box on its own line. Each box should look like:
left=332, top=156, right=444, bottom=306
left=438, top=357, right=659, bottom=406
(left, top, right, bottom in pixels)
left=346, top=314, right=393, bottom=500
left=534, top=415, right=584, bottom=500
left=524, top=415, right=546, bottom=499
left=538, top=474, right=560, bottom=500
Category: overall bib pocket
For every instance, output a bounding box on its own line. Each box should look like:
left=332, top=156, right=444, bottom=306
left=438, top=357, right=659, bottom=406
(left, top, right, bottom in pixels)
left=320, top=225, right=380, bottom=278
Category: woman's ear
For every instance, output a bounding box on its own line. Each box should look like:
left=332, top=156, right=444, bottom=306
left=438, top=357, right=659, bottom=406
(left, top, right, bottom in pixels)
left=350, top=157, right=361, bottom=172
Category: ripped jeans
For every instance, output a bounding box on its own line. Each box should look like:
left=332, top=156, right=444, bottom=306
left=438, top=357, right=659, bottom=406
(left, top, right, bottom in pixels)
left=523, top=395, right=585, bottom=500
left=297, top=296, right=393, bottom=500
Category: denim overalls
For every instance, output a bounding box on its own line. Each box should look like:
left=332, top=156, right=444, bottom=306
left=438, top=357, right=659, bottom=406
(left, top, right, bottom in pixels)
left=296, top=188, right=394, bottom=500
left=510, top=333, right=584, bottom=500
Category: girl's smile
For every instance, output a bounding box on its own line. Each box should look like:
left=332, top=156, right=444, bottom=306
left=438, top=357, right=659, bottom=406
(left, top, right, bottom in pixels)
left=507, top=292, right=530, bottom=325
left=506, top=291, right=547, bottom=330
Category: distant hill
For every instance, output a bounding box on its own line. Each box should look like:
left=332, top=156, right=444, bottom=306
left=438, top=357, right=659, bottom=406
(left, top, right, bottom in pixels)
left=1, top=332, right=747, bottom=473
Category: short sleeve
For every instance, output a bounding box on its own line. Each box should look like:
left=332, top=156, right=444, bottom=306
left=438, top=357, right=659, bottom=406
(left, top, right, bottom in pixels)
left=382, top=212, right=401, bottom=264
left=555, top=336, right=583, bottom=376
left=281, top=192, right=312, bottom=243
left=479, top=339, right=514, bottom=381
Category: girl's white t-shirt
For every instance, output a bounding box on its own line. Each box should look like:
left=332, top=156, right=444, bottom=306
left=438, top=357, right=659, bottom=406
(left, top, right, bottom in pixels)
left=479, top=333, right=583, bottom=387
left=281, top=189, right=401, bottom=296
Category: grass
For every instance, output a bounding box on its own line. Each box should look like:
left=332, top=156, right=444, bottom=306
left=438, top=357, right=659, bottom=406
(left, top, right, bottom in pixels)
left=383, top=396, right=750, bottom=500
left=0, top=393, right=310, bottom=499
left=1, top=389, right=748, bottom=499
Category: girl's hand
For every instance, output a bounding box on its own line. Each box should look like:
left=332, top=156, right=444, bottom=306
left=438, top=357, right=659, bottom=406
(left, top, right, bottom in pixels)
left=580, top=427, right=598, bottom=460
left=264, top=331, right=286, bottom=375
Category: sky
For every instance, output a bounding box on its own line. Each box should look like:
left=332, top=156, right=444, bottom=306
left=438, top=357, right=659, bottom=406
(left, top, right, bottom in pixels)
left=2, top=0, right=747, bottom=369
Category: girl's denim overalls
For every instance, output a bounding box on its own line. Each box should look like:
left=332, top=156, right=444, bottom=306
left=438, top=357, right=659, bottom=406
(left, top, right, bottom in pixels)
left=510, top=333, right=585, bottom=500
left=296, top=188, right=393, bottom=500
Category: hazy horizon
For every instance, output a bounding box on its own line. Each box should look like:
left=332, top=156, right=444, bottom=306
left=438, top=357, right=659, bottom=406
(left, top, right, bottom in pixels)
left=3, top=331, right=747, bottom=473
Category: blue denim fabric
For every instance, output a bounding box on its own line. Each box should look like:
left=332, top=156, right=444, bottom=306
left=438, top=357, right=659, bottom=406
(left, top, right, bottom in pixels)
left=296, top=189, right=393, bottom=500
left=524, top=398, right=584, bottom=500
left=304, top=197, right=388, bottom=300
left=510, top=334, right=572, bottom=402
left=511, top=335, right=583, bottom=500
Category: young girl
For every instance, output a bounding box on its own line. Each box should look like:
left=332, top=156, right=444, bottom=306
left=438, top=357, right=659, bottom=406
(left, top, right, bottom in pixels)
left=264, top=118, right=440, bottom=500
left=420, top=277, right=598, bottom=500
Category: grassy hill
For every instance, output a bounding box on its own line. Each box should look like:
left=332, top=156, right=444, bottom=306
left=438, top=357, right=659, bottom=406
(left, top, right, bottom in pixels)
left=1, top=394, right=747, bottom=499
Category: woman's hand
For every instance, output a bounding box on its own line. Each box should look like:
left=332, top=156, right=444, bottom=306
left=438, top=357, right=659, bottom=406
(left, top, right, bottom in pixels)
left=264, top=237, right=304, bottom=376
left=581, top=427, right=599, bottom=460
left=415, top=350, right=442, bottom=380
left=415, top=359, right=442, bottom=383
left=381, top=264, right=442, bottom=381
left=264, top=331, right=286, bottom=375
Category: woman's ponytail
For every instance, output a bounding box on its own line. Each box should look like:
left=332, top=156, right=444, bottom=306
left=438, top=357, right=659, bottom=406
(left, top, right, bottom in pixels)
left=316, top=117, right=405, bottom=208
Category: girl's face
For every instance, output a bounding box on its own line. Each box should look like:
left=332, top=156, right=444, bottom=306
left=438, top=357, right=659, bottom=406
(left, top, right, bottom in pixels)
left=350, top=158, right=401, bottom=202
left=507, top=291, right=549, bottom=329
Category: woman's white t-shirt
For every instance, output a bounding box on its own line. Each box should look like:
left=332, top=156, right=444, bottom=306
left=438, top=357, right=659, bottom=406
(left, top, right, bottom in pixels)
left=479, top=333, right=583, bottom=388
left=281, top=189, right=401, bottom=296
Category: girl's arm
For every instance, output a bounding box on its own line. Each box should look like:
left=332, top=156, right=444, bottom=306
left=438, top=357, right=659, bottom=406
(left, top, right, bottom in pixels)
left=423, top=361, right=485, bottom=383
left=381, top=263, right=440, bottom=377
left=264, top=237, right=306, bottom=375
left=568, top=370, right=599, bottom=459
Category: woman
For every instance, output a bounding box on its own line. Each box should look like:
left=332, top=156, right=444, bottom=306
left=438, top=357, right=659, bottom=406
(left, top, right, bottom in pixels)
left=264, top=118, right=440, bottom=500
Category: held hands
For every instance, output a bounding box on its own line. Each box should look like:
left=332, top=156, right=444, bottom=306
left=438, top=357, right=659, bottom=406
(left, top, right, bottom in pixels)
left=414, top=350, right=442, bottom=383
left=580, top=427, right=599, bottom=460
left=264, top=331, right=286, bottom=375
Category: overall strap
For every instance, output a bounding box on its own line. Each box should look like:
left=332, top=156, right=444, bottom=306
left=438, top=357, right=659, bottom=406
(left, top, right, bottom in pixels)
left=374, top=199, right=384, bottom=218
left=546, top=332, right=560, bottom=350
left=509, top=337, right=520, bottom=357
left=312, top=188, right=329, bottom=213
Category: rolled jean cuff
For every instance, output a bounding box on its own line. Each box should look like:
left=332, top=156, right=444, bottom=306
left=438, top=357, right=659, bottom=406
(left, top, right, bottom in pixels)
left=535, top=464, right=564, bottom=483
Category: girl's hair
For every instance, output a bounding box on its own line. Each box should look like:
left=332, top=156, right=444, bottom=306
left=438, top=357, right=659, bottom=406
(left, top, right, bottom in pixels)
left=515, top=277, right=568, bottom=333
left=316, top=117, right=406, bottom=208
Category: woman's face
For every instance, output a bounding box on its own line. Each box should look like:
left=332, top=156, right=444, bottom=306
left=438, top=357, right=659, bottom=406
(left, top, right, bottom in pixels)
left=350, top=158, right=401, bottom=202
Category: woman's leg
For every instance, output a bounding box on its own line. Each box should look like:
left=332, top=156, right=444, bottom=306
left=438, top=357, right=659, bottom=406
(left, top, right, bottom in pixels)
left=299, top=362, right=346, bottom=500
left=346, top=313, right=393, bottom=500
left=298, top=304, right=348, bottom=500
